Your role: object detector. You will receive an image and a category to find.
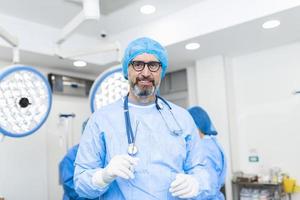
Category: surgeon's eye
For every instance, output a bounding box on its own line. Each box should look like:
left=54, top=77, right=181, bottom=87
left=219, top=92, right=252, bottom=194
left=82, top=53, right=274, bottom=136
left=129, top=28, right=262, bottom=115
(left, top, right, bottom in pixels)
left=130, top=61, right=145, bottom=71
left=147, top=61, right=161, bottom=72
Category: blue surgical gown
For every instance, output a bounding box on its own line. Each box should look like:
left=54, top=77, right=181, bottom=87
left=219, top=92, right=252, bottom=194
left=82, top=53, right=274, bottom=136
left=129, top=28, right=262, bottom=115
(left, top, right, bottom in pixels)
left=198, top=136, right=227, bottom=200
left=74, top=99, right=214, bottom=200
left=59, top=144, right=98, bottom=200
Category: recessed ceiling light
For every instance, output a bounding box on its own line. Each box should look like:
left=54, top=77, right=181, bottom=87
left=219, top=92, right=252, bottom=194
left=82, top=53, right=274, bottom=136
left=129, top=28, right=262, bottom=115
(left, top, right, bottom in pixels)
left=73, top=60, right=87, bottom=67
left=140, top=5, right=156, bottom=14
left=262, top=20, right=280, bottom=29
left=185, top=42, right=200, bottom=50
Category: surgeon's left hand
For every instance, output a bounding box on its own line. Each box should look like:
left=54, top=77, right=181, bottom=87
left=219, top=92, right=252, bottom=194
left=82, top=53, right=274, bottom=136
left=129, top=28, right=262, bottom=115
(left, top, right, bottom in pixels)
left=169, top=173, right=200, bottom=199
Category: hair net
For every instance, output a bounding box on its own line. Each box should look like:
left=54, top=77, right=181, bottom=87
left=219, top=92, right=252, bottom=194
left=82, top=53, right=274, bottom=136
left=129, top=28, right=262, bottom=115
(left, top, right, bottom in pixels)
left=188, top=106, right=217, bottom=135
left=122, top=37, right=168, bottom=79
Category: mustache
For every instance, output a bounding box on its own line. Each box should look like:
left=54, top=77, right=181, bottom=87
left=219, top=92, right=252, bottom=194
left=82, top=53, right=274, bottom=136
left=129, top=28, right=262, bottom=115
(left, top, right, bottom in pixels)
left=136, top=77, right=155, bottom=84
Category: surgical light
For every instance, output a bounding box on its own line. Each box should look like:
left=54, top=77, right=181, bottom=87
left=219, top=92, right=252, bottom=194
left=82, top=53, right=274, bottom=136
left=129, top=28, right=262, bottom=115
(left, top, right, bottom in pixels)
left=185, top=42, right=200, bottom=50
left=262, top=20, right=280, bottom=29
left=89, top=66, right=129, bottom=112
left=0, top=65, right=52, bottom=137
left=140, top=5, right=156, bottom=15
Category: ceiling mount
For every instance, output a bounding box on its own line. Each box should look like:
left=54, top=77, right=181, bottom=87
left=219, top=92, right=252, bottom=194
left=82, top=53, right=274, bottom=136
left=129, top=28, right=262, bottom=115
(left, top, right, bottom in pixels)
left=55, top=0, right=121, bottom=63
left=56, top=0, right=100, bottom=45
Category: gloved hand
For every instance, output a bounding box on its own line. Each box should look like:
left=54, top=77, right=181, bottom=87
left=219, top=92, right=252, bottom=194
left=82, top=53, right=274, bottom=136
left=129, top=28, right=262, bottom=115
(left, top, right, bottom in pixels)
left=92, top=155, right=139, bottom=187
left=169, top=173, right=200, bottom=199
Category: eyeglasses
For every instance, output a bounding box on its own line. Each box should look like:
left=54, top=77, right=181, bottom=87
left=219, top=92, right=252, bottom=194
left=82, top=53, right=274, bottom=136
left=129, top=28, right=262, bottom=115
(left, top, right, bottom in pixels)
left=130, top=61, right=161, bottom=72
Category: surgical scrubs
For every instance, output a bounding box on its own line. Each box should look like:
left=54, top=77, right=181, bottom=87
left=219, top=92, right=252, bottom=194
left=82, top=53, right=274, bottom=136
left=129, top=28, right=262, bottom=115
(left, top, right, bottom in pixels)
left=59, top=145, right=98, bottom=200
left=199, top=135, right=227, bottom=200
left=74, top=99, right=213, bottom=200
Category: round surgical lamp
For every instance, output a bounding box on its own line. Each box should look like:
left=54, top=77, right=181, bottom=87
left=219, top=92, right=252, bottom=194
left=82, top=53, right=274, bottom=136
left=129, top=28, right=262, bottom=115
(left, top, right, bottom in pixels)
left=0, top=65, right=52, bottom=137
left=89, top=66, right=129, bottom=112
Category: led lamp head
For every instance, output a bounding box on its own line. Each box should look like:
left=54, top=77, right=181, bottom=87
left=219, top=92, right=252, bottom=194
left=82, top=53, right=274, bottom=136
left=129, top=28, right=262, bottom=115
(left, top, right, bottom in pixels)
left=0, top=65, right=52, bottom=137
left=89, top=66, right=129, bottom=112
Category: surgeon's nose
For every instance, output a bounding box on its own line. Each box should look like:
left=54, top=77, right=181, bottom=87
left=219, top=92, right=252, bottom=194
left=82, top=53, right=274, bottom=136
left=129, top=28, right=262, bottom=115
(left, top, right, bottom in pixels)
left=140, top=64, right=151, bottom=77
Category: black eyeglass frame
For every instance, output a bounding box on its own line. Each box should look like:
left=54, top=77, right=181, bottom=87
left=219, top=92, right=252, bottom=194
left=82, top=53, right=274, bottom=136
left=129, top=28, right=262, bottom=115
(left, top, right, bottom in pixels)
left=129, top=61, right=162, bottom=72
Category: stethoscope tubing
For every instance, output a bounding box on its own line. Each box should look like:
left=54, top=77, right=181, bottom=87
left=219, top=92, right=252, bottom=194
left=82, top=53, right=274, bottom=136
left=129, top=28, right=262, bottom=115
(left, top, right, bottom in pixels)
left=123, top=94, right=183, bottom=155
left=124, top=95, right=134, bottom=144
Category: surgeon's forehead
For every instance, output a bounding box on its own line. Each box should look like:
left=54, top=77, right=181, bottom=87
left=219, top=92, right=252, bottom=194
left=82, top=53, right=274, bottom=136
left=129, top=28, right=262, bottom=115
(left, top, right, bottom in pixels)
left=132, top=53, right=159, bottom=62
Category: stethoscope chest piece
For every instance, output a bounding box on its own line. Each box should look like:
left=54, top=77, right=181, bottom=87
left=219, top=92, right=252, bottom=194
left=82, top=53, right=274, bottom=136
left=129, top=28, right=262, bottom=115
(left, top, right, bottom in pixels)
left=127, top=143, right=138, bottom=156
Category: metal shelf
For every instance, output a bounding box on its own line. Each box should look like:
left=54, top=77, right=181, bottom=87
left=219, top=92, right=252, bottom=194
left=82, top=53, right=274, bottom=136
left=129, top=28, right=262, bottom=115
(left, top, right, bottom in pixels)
left=232, top=181, right=286, bottom=200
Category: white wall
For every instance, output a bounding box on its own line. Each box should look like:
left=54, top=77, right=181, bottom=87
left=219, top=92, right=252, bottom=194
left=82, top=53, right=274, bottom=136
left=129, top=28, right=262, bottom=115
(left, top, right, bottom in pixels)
left=188, top=41, right=300, bottom=199
left=187, top=56, right=233, bottom=200
left=230, top=42, right=300, bottom=199
left=0, top=61, right=94, bottom=200
left=45, top=94, right=91, bottom=200
left=187, top=66, right=198, bottom=106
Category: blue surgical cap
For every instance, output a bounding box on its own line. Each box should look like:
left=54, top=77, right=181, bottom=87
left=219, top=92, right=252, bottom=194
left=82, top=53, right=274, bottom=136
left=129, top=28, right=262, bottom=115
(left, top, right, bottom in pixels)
left=188, top=106, right=218, bottom=135
left=122, top=37, right=168, bottom=79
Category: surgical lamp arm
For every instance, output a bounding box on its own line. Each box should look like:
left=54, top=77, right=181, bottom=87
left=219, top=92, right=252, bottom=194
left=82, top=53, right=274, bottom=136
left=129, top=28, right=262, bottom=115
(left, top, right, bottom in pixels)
left=0, top=26, right=19, bottom=47
left=56, top=0, right=100, bottom=45
left=0, top=26, right=20, bottom=63
left=56, top=11, right=87, bottom=45
left=54, top=0, right=121, bottom=62
left=55, top=41, right=120, bottom=59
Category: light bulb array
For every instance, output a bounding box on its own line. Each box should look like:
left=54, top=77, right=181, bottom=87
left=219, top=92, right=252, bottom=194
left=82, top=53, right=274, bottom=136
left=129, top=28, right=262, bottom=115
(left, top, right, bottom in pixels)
left=0, top=65, right=52, bottom=137
left=90, top=67, right=129, bottom=112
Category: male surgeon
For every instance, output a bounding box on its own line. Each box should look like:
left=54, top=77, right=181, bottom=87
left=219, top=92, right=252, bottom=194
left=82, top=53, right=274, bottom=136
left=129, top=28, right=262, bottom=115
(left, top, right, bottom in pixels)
left=74, top=37, right=213, bottom=199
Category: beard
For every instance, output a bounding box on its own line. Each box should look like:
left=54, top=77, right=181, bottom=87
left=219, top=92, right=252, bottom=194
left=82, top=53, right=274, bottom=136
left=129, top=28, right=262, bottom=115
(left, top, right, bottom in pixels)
left=129, top=76, right=159, bottom=98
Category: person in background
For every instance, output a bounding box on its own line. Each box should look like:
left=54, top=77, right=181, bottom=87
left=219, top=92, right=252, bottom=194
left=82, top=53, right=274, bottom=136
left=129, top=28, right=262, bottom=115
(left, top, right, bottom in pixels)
left=188, top=106, right=227, bottom=200
left=74, top=37, right=214, bottom=199
left=59, top=119, right=97, bottom=200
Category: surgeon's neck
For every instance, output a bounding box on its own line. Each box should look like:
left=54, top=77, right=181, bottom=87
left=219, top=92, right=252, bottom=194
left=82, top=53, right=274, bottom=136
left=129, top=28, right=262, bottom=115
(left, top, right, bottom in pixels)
left=199, top=130, right=205, bottom=139
left=128, top=91, right=156, bottom=105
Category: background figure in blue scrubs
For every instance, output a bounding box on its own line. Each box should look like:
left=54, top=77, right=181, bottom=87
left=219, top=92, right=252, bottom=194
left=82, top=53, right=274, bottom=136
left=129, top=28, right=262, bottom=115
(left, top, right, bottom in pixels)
left=59, top=120, right=97, bottom=200
left=188, top=106, right=227, bottom=200
left=74, top=37, right=214, bottom=199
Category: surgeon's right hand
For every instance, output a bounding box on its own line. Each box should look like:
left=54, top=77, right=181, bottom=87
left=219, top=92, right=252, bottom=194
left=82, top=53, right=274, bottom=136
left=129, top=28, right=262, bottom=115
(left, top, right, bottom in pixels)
left=92, top=155, right=139, bottom=188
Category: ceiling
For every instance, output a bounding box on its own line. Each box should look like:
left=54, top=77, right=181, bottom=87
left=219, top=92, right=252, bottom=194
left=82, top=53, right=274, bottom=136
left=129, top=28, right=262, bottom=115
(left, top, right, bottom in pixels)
left=167, top=5, right=300, bottom=71
left=0, top=0, right=300, bottom=76
left=0, top=0, right=200, bottom=36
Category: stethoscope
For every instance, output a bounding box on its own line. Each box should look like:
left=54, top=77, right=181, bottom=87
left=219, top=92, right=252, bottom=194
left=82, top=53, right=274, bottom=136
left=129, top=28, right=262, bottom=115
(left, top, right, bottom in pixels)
left=124, top=94, right=183, bottom=156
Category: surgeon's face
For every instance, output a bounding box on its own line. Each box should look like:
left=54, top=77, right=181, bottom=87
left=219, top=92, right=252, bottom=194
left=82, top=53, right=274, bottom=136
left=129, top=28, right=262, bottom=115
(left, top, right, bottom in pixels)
left=128, top=53, right=162, bottom=99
